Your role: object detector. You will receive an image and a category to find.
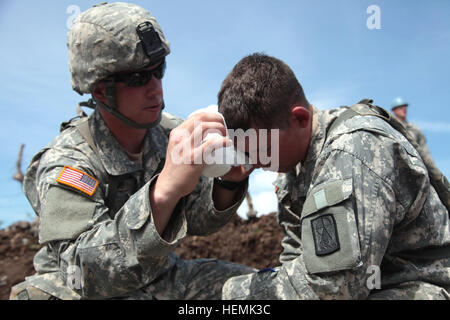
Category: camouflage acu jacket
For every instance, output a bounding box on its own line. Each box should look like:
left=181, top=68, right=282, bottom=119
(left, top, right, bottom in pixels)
left=223, top=105, right=450, bottom=300
left=405, top=121, right=427, bottom=149
left=402, top=120, right=435, bottom=169
left=19, top=109, right=244, bottom=299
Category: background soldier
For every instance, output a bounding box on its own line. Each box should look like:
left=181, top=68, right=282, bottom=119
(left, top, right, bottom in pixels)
left=10, top=2, right=254, bottom=300
left=390, top=97, right=434, bottom=163
left=218, top=53, right=450, bottom=300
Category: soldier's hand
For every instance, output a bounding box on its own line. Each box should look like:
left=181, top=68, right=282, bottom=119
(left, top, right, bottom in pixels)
left=156, top=112, right=232, bottom=199
left=150, top=112, right=231, bottom=235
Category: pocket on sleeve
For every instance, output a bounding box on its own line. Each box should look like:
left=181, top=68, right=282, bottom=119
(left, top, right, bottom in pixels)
left=40, top=186, right=98, bottom=243
left=301, top=178, right=362, bottom=274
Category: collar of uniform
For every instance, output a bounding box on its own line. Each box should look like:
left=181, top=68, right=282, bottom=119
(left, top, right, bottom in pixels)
left=293, top=105, right=322, bottom=176
left=89, top=109, right=165, bottom=176
left=302, top=106, right=348, bottom=170
left=292, top=107, right=347, bottom=197
left=275, top=107, right=334, bottom=202
left=285, top=106, right=322, bottom=201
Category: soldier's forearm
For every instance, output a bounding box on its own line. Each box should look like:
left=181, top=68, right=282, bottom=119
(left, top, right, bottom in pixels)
left=212, top=182, right=245, bottom=211
left=149, top=175, right=183, bottom=237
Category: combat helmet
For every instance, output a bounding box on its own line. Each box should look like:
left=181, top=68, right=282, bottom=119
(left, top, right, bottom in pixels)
left=67, top=2, right=170, bottom=128
left=391, top=97, right=409, bottom=110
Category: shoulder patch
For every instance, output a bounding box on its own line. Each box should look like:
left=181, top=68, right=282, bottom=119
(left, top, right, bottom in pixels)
left=311, top=214, right=340, bottom=256
left=57, top=166, right=99, bottom=196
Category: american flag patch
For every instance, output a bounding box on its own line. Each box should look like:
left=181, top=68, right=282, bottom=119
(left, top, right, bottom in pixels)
left=57, top=166, right=99, bottom=196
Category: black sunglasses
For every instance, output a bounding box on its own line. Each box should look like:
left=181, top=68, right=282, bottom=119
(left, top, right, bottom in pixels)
left=113, top=59, right=166, bottom=87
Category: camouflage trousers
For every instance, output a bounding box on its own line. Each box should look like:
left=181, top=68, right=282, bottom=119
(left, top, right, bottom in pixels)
left=125, top=257, right=255, bottom=300
left=10, top=256, right=255, bottom=300
left=222, top=267, right=450, bottom=300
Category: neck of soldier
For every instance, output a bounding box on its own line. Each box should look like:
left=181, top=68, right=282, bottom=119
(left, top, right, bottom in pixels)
left=99, top=108, right=146, bottom=154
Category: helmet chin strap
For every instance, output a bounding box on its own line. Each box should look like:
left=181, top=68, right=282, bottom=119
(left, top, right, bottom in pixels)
left=96, top=99, right=164, bottom=129
left=95, top=77, right=165, bottom=129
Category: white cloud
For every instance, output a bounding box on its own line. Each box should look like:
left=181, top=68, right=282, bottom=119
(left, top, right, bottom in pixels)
left=308, top=84, right=360, bottom=110
left=237, top=190, right=278, bottom=220
left=410, top=120, right=450, bottom=133
left=309, top=98, right=339, bottom=110
left=238, top=169, right=279, bottom=219
left=250, top=169, right=278, bottom=191
left=252, top=191, right=278, bottom=214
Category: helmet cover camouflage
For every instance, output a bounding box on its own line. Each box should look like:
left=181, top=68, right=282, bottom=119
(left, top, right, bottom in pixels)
left=67, top=2, right=170, bottom=95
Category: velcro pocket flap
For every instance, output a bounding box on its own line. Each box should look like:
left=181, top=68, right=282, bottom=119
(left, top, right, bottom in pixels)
left=301, top=179, right=353, bottom=219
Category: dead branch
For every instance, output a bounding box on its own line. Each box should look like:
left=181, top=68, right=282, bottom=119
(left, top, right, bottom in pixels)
left=13, top=144, right=25, bottom=184
left=246, top=191, right=258, bottom=219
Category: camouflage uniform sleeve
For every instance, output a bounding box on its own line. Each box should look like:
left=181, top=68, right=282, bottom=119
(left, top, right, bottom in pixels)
left=34, top=148, right=187, bottom=299
left=408, top=123, right=427, bottom=147
left=223, top=130, right=429, bottom=299
left=274, top=175, right=302, bottom=264
left=277, top=202, right=302, bottom=264
left=408, top=123, right=433, bottom=161
left=415, top=127, right=427, bottom=147
left=405, top=123, right=439, bottom=179
left=183, top=176, right=248, bottom=236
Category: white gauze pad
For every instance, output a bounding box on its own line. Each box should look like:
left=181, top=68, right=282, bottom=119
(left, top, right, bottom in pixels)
left=188, top=105, right=252, bottom=178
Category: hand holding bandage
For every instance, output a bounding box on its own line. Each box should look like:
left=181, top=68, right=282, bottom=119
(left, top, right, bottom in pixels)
left=188, top=105, right=252, bottom=178
left=151, top=105, right=253, bottom=234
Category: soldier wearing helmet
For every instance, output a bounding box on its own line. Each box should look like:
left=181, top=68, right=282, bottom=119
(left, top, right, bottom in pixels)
left=390, top=97, right=435, bottom=166
left=10, top=2, right=254, bottom=300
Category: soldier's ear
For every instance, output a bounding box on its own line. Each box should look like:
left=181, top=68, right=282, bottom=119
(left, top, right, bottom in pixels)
left=290, top=105, right=310, bottom=129
left=92, top=82, right=108, bottom=105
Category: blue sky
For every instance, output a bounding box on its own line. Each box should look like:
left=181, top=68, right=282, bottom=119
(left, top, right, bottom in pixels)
left=1, top=0, right=449, bottom=226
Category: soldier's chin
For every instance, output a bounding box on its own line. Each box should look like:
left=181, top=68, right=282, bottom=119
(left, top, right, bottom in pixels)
left=139, top=111, right=161, bottom=123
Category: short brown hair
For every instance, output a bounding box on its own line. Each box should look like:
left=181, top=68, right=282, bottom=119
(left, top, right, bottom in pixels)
left=218, top=53, right=309, bottom=130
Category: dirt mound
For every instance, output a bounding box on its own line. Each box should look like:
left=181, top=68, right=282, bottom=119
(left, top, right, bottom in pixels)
left=0, top=213, right=283, bottom=300
left=175, top=213, right=284, bottom=268
left=0, top=220, right=41, bottom=300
